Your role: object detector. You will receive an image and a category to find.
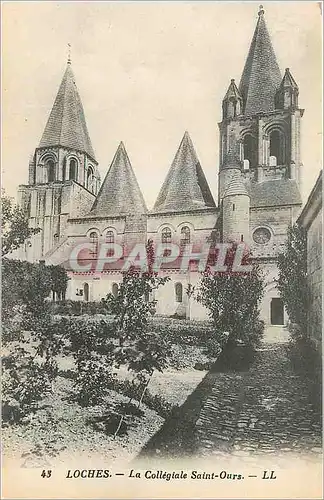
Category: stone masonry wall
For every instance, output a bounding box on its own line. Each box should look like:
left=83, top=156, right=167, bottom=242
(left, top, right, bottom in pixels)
left=307, top=208, right=322, bottom=350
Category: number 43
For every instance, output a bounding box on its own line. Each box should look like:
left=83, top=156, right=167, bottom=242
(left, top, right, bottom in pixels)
left=41, top=470, right=52, bottom=478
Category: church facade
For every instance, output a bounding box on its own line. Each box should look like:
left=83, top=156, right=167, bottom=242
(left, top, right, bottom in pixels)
left=15, top=7, right=303, bottom=324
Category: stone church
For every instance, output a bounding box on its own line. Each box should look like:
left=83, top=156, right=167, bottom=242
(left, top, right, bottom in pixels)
left=15, top=6, right=303, bottom=323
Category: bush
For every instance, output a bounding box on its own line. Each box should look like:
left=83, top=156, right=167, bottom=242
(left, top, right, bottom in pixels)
left=196, top=244, right=265, bottom=350
left=2, top=347, right=53, bottom=424
left=277, top=224, right=309, bottom=333
left=50, top=299, right=111, bottom=316
left=111, top=378, right=176, bottom=419
left=75, top=355, right=116, bottom=407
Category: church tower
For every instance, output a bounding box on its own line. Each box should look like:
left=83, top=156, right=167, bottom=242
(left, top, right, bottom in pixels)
left=17, top=55, right=101, bottom=262
left=218, top=5, right=303, bottom=202
left=220, top=5, right=303, bottom=326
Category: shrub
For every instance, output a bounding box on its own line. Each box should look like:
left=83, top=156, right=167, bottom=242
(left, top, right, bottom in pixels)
left=111, top=379, right=176, bottom=419
left=75, top=355, right=116, bottom=407
left=50, top=300, right=112, bottom=316
left=277, top=224, right=309, bottom=333
left=2, top=346, right=52, bottom=423
left=196, top=244, right=265, bottom=350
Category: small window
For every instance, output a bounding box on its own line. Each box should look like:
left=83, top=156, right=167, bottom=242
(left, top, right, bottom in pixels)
left=47, top=159, right=55, bottom=182
left=240, top=234, right=244, bottom=242
left=87, top=167, right=93, bottom=191
left=69, top=159, right=77, bottom=181
left=89, top=231, right=98, bottom=256
left=269, top=130, right=285, bottom=165
left=162, top=227, right=172, bottom=244
left=112, top=282, right=118, bottom=298
left=233, top=203, right=235, bottom=211
left=243, top=134, right=256, bottom=167
left=62, top=158, right=67, bottom=181
left=175, top=282, right=183, bottom=303
left=106, top=230, right=114, bottom=244
left=180, top=226, right=190, bottom=246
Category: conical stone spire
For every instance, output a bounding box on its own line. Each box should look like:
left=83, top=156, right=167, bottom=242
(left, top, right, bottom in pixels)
left=90, top=142, right=147, bottom=217
left=153, top=131, right=216, bottom=213
left=39, top=63, right=96, bottom=160
left=223, top=79, right=242, bottom=101
left=279, top=67, right=299, bottom=90
left=239, top=5, right=282, bottom=115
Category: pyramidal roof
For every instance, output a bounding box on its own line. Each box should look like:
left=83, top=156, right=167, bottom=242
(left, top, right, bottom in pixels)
left=223, top=79, right=242, bottom=101
left=39, top=62, right=96, bottom=160
left=239, top=6, right=282, bottom=115
left=89, top=142, right=147, bottom=217
left=279, top=67, right=299, bottom=90
left=153, top=132, right=216, bottom=213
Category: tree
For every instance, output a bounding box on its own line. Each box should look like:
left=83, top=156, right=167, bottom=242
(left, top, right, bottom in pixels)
left=196, top=244, right=265, bottom=348
left=277, top=224, right=309, bottom=334
left=2, top=193, right=40, bottom=257
left=48, top=265, right=69, bottom=301
left=103, top=240, right=170, bottom=436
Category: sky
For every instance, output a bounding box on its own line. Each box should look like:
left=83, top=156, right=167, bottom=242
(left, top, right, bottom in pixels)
left=2, top=1, right=322, bottom=209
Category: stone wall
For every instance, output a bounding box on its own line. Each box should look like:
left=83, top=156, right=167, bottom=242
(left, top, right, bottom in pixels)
left=297, top=171, right=322, bottom=350
left=306, top=206, right=322, bottom=349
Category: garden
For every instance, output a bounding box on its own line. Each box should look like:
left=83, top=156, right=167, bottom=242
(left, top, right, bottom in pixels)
left=2, top=196, right=266, bottom=466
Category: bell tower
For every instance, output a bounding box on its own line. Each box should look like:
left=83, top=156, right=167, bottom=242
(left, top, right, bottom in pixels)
left=17, top=54, right=101, bottom=262
left=218, top=5, right=303, bottom=203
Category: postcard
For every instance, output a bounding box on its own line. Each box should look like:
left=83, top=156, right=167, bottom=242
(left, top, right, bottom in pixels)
left=1, top=1, right=322, bottom=499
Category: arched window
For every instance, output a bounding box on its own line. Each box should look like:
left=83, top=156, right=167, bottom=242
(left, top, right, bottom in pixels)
left=89, top=231, right=98, bottom=257
left=180, top=226, right=190, bottom=247
left=54, top=233, right=59, bottom=242
left=106, top=230, right=114, bottom=244
left=47, top=159, right=55, bottom=182
left=87, top=167, right=93, bottom=191
left=112, top=282, right=118, bottom=298
left=243, top=134, right=256, bottom=167
left=69, top=159, right=77, bottom=181
left=83, top=283, right=89, bottom=302
left=161, top=227, right=172, bottom=244
left=62, top=158, right=67, bottom=181
left=269, top=130, right=285, bottom=165
left=175, top=282, right=183, bottom=303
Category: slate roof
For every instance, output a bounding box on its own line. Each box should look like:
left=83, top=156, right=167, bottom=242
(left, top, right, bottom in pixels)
left=239, top=6, right=282, bottom=115
left=279, top=67, right=299, bottom=90
left=39, top=63, right=96, bottom=160
left=249, top=179, right=302, bottom=208
left=89, top=142, right=147, bottom=216
left=223, top=79, right=242, bottom=101
left=153, top=131, right=216, bottom=213
left=224, top=176, right=249, bottom=197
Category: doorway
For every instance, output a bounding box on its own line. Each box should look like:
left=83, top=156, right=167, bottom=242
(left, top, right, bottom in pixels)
left=270, top=298, right=284, bottom=325
left=83, top=283, right=89, bottom=302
